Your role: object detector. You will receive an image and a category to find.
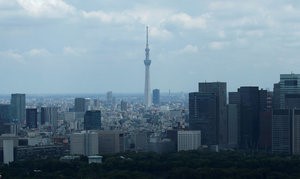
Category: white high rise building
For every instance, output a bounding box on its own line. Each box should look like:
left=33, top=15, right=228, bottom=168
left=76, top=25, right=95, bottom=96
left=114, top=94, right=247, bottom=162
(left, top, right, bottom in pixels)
left=144, top=26, right=151, bottom=108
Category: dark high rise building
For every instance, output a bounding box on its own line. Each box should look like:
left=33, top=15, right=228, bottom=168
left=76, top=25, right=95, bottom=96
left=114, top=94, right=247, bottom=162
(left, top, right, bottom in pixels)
left=258, top=89, right=272, bottom=151
left=272, top=109, right=292, bottom=154
left=238, top=87, right=260, bottom=149
left=11, top=93, right=26, bottom=124
left=272, top=109, right=300, bottom=155
left=0, top=104, right=12, bottom=134
left=198, top=82, right=227, bottom=145
left=75, top=98, right=86, bottom=112
left=0, top=104, right=11, bottom=123
left=26, top=108, right=37, bottom=129
left=84, top=110, right=101, bottom=130
left=273, top=82, right=280, bottom=109
left=152, top=89, right=160, bottom=106
left=189, top=92, right=217, bottom=145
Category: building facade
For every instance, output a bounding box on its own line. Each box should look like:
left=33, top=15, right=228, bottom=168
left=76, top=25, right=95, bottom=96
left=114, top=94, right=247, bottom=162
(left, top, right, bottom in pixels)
left=84, top=110, right=101, bottom=130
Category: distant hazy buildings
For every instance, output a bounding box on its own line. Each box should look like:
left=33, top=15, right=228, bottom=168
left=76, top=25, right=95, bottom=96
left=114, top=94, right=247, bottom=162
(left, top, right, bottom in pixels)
left=144, top=26, right=151, bottom=108
left=152, top=89, right=160, bottom=106
left=41, top=107, right=59, bottom=128
left=74, top=98, right=86, bottom=112
left=26, top=108, right=37, bottom=129
left=84, top=110, right=101, bottom=130
left=177, top=130, right=201, bottom=151
left=10, top=93, right=26, bottom=124
left=120, top=100, right=128, bottom=111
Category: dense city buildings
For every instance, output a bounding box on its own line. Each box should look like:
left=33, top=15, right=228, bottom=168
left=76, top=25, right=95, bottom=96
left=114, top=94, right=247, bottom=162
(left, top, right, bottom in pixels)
left=1, top=73, right=300, bottom=164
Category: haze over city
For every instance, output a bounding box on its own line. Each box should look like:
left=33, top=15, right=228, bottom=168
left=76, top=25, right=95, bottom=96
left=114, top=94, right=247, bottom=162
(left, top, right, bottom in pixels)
left=1, top=0, right=300, bottom=93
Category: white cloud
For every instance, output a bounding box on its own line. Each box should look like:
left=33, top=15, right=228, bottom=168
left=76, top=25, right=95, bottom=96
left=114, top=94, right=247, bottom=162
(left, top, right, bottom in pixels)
left=0, top=50, right=24, bottom=64
left=209, top=41, right=226, bottom=50
left=82, top=8, right=207, bottom=31
left=63, top=47, right=86, bottom=56
left=179, top=45, right=199, bottom=54
left=17, top=0, right=75, bottom=18
left=27, top=48, right=50, bottom=57
left=169, top=13, right=207, bottom=29
left=0, top=50, right=22, bottom=59
left=82, top=10, right=114, bottom=23
left=149, top=26, right=172, bottom=40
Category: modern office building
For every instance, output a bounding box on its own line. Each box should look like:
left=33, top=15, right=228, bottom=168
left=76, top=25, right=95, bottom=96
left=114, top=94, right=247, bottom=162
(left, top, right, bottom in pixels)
left=189, top=92, right=217, bottom=145
left=177, top=130, right=201, bottom=151
left=10, top=93, right=26, bottom=124
left=84, top=110, right=101, bottom=130
left=0, top=104, right=11, bottom=123
left=198, top=82, right=227, bottom=145
left=272, top=109, right=292, bottom=154
left=26, top=108, right=37, bottom=129
left=152, top=89, right=160, bottom=106
left=279, top=74, right=300, bottom=109
left=238, top=87, right=260, bottom=149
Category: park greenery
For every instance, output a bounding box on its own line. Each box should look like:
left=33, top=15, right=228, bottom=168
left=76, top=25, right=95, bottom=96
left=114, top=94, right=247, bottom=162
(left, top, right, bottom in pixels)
left=1, top=150, right=300, bottom=178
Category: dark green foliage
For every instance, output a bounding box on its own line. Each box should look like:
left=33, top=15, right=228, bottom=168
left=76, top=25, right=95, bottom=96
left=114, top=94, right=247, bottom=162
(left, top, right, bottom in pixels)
left=1, top=151, right=300, bottom=178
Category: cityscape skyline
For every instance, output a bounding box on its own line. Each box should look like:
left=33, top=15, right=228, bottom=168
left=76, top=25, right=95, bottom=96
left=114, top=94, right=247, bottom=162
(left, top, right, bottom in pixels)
left=1, top=1, right=300, bottom=93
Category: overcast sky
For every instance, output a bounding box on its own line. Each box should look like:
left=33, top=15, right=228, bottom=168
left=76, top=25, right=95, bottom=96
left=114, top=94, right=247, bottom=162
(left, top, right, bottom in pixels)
left=0, top=0, right=300, bottom=94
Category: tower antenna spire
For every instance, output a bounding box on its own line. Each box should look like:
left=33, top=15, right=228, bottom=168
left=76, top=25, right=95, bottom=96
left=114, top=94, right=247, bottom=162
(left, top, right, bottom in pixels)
left=146, top=26, right=149, bottom=48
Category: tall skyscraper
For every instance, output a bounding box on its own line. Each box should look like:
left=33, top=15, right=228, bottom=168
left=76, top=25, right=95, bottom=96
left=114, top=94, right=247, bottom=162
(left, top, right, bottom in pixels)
left=152, top=89, right=160, bottom=106
left=198, top=82, right=227, bottom=145
left=189, top=92, right=217, bottom=145
left=279, top=73, right=300, bottom=109
left=238, top=87, right=260, bottom=149
left=10, top=93, right=26, bottom=124
left=84, top=110, right=101, bottom=130
left=26, top=108, right=37, bottom=129
left=144, top=26, right=151, bottom=107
